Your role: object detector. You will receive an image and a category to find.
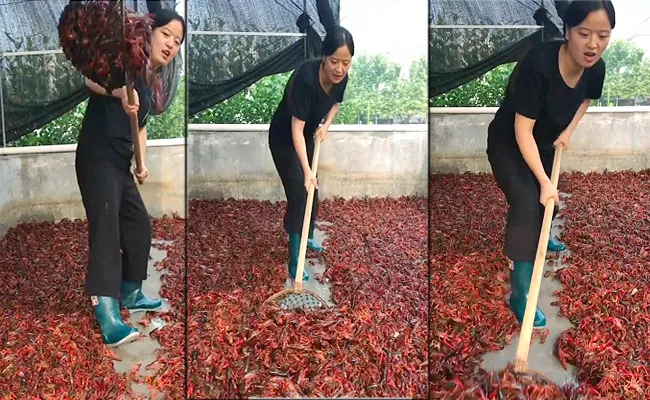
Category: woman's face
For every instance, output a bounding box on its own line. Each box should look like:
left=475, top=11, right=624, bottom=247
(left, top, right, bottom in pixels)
left=566, top=9, right=612, bottom=68
left=150, top=20, right=184, bottom=67
left=323, top=45, right=352, bottom=85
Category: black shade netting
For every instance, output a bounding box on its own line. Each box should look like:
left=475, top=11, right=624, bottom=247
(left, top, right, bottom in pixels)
left=187, top=0, right=340, bottom=116
left=429, top=0, right=569, bottom=99
left=0, top=0, right=180, bottom=147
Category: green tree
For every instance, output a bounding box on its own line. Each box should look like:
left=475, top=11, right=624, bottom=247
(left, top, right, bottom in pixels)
left=430, top=63, right=514, bottom=107
left=189, top=73, right=291, bottom=124
left=600, top=40, right=648, bottom=105
left=9, top=78, right=186, bottom=147
left=400, top=56, right=428, bottom=117
left=338, top=54, right=402, bottom=123
left=147, top=78, right=186, bottom=139
left=9, top=102, right=87, bottom=147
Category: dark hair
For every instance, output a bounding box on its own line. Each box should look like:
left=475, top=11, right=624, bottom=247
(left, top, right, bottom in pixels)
left=563, top=0, right=616, bottom=35
left=322, top=26, right=355, bottom=57
left=154, top=9, right=186, bottom=44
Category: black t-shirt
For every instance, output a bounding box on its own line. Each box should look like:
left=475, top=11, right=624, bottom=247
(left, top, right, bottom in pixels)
left=269, top=58, right=348, bottom=148
left=488, top=40, right=606, bottom=152
left=77, top=76, right=152, bottom=165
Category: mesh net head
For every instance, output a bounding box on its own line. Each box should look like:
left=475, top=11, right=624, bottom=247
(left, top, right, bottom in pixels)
left=279, top=291, right=326, bottom=311
left=265, top=289, right=328, bottom=312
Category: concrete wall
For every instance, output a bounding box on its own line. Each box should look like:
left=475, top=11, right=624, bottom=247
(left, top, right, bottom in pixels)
left=1, top=125, right=428, bottom=236
left=187, top=124, right=428, bottom=201
left=430, top=107, right=650, bottom=173
left=5, top=105, right=648, bottom=235
left=0, top=139, right=185, bottom=237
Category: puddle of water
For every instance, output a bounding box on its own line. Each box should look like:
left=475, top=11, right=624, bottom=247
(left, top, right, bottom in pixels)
left=111, top=239, right=173, bottom=399
left=479, top=194, right=579, bottom=387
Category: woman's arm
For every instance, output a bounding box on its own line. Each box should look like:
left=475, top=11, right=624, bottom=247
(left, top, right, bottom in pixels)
left=85, top=78, right=126, bottom=98
left=321, top=103, right=339, bottom=129
left=564, top=99, right=590, bottom=137
left=291, top=117, right=311, bottom=174
left=514, top=113, right=550, bottom=185
left=136, top=125, right=147, bottom=164
left=554, top=99, right=591, bottom=150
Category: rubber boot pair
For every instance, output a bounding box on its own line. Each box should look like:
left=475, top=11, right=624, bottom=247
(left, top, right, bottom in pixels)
left=288, top=230, right=323, bottom=252
left=92, top=281, right=162, bottom=347
left=509, top=261, right=546, bottom=328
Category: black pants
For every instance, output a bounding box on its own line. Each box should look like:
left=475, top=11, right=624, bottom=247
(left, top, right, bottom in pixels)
left=269, top=141, right=318, bottom=235
left=75, top=156, right=152, bottom=298
left=487, top=144, right=559, bottom=262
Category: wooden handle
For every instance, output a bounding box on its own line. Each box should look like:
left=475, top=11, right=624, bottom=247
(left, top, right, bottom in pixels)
left=126, top=79, right=144, bottom=174
left=514, top=146, right=564, bottom=370
left=294, top=139, right=323, bottom=290
left=120, top=1, right=143, bottom=176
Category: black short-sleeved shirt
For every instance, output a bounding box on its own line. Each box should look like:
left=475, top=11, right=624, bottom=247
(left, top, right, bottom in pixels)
left=488, top=40, right=606, bottom=152
left=77, top=76, right=152, bottom=165
left=269, top=58, right=348, bottom=148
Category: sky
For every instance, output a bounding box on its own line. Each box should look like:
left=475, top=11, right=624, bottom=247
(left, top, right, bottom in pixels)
left=607, top=0, right=650, bottom=54
left=337, top=0, right=650, bottom=67
left=339, top=0, right=428, bottom=70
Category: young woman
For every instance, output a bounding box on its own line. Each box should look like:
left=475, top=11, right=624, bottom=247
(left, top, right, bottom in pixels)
left=268, top=26, right=354, bottom=281
left=75, top=9, right=186, bottom=347
left=487, top=0, right=615, bottom=328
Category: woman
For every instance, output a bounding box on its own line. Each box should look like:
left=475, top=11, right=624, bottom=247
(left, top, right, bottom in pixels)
left=487, top=0, right=615, bottom=328
left=75, top=9, right=186, bottom=347
left=268, top=26, right=354, bottom=281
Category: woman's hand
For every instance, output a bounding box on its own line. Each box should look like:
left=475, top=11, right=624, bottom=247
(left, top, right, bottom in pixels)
left=135, top=165, right=149, bottom=185
left=553, top=129, right=572, bottom=151
left=121, top=87, right=140, bottom=117
left=304, top=169, right=318, bottom=192
left=539, top=179, right=559, bottom=206
left=315, top=125, right=328, bottom=143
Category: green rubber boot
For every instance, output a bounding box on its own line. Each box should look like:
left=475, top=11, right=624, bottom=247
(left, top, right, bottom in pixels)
left=92, top=296, right=140, bottom=347
left=548, top=233, right=567, bottom=252
left=307, top=227, right=323, bottom=252
left=288, top=233, right=309, bottom=281
left=120, top=280, right=162, bottom=312
left=509, top=261, right=546, bottom=328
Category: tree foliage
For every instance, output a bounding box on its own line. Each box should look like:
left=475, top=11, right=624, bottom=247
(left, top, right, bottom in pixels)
left=599, top=40, right=650, bottom=106
left=8, top=79, right=185, bottom=147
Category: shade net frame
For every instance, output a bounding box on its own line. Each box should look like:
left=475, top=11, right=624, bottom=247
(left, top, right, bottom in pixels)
left=0, top=0, right=182, bottom=147
left=429, top=0, right=569, bottom=100
left=187, top=0, right=340, bottom=116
